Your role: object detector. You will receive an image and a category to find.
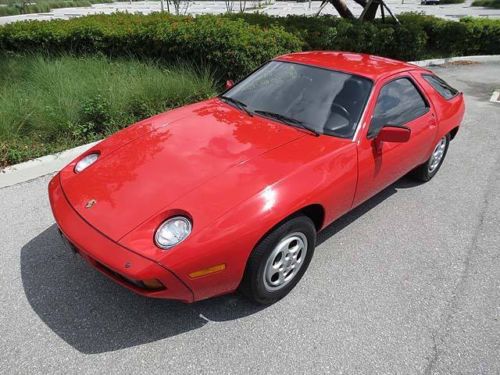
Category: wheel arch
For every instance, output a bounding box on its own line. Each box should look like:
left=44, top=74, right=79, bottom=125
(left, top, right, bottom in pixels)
left=238, top=203, right=325, bottom=299
left=449, top=126, right=459, bottom=140
left=297, top=204, right=325, bottom=232
left=252, top=203, right=326, bottom=251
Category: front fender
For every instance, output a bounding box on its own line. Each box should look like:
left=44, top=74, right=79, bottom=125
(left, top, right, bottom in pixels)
left=159, top=139, right=358, bottom=301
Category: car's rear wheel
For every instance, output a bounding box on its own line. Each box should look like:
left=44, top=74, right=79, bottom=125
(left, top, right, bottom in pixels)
left=239, top=216, right=316, bottom=305
left=411, top=134, right=450, bottom=182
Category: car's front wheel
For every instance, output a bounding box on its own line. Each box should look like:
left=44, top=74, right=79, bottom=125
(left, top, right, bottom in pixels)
left=239, top=215, right=316, bottom=305
left=411, top=134, right=450, bottom=182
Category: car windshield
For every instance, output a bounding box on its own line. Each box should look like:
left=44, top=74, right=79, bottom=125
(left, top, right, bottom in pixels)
left=222, top=61, right=372, bottom=138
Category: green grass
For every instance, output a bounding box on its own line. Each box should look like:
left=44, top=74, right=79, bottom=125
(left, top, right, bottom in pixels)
left=440, top=0, right=465, bottom=4
left=0, top=54, right=217, bottom=166
left=471, top=0, right=500, bottom=8
left=0, top=0, right=113, bottom=17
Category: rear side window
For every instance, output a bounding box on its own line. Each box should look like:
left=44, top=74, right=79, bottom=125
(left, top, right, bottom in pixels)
left=422, top=74, right=459, bottom=100
left=369, top=77, right=429, bottom=137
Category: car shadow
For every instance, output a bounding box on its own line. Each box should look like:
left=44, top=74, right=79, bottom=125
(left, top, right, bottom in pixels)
left=317, top=175, right=419, bottom=245
left=20, top=225, right=265, bottom=354
left=20, top=175, right=416, bottom=354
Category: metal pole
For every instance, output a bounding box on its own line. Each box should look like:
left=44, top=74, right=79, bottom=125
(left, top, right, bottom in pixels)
left=160, top=0, right=165, bottom=12
left=309, top=0, right=312, bottom=9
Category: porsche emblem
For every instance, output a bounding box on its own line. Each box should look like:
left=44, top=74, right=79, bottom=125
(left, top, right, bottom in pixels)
left=85, top=199, right=97, bottom=209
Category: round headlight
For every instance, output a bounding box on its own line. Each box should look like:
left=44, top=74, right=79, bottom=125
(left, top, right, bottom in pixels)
left=74, top=153, right=99, bottom=173
left=155, top=216, right=192, bottom=249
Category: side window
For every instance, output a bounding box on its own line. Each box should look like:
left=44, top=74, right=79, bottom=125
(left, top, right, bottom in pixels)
left=422, top=74, right=459, bottom=100
left=368, top=77, right=429, bottom=138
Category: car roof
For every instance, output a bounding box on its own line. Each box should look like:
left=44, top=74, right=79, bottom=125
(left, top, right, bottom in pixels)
left=274, top=51, right=424, bottom=81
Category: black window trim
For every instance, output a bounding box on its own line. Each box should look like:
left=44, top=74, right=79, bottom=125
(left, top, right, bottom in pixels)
left=421, top=73, right=460, bottom=100
left=367, top=75, right=430, bottom=139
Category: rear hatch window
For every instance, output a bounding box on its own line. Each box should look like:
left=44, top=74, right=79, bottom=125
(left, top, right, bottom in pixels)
left=422, top=74, right=459, bottom=100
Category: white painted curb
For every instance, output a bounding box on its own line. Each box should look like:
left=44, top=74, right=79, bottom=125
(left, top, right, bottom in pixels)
left=1, top=54, right=500, bottom=188
left=0, top=141, right=99, bottom=188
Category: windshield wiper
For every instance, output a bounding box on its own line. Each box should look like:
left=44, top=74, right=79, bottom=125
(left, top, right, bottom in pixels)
left=254, top=110, right=320, bottom=137
left=219, top=95, right=253, bottom=117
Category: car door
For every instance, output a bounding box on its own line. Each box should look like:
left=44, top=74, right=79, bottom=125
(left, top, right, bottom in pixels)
left=353, top=73, right=438, bottom=207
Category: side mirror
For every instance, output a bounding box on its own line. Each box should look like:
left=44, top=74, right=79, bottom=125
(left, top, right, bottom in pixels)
left=376, top=126, right=411, bottom=143
left=225, top=80, right=234, bottom=89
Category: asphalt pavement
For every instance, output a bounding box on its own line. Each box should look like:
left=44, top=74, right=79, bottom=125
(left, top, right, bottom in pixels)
left=0, top=62, right=499, bottom=374
left=1, top=0, right=499, bottom=26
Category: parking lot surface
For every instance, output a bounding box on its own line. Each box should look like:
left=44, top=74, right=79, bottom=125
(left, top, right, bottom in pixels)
left=0, top=62, right=499, bottom=374
left=1, top=0, right=499, bottom=25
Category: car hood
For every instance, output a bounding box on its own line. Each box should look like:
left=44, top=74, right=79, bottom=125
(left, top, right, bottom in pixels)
left=60, top=99, right=305, bottom=241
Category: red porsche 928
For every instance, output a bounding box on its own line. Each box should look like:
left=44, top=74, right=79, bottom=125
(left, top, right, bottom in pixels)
left=49, top=52, right=465, bottom=304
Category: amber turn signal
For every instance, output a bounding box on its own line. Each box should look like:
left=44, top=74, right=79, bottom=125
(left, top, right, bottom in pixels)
left=189, top=264, right=226, bottom=279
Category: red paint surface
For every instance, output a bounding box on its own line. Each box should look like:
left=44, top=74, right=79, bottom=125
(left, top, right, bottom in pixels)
left=49, top=52, right=465, bottom=302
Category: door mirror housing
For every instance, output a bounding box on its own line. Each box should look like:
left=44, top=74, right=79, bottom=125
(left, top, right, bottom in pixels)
left=376, top=125, right=411, bottom=143
left=225, top=80, right=234, bottom=89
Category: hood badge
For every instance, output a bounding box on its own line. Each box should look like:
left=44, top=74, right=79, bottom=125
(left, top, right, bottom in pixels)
left=85, top=199, right=97, bottom=209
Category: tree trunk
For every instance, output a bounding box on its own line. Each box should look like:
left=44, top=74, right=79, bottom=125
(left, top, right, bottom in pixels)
left=328, top=0, right=355, bottom=19
left=352, top=0, right=368, bottom=7
left=361, top=0, right=379, bottom=21
left=324, top=0, right=397, bottom=22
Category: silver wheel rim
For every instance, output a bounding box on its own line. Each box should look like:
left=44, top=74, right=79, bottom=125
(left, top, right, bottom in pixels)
left=428, top=136, right=447, bottom=173
left=263, top=232, right=308, bottom=292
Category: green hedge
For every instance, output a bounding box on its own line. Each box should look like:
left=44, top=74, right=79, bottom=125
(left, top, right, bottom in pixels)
left=440, top=0, right=465, bottom=4
left=0, top=13, right=303, bottom=79
left=472, top=0, right=500, bottom=8
left=229, top=13, right=500, bottom=59
left=226, top=14, right=416, bottom=53
left=0, top=13, right=499, bottom=79
left=0, top=0, right=113, bottom=17
left=397, top=13, right=500, bottom=55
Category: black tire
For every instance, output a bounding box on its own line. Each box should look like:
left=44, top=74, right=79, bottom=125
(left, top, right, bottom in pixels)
left=239, top=215, right=316, bottom=305
left=411, top=133, right=451, bottom=182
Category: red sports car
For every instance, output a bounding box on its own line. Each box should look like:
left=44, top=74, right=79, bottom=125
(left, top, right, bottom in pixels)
left=49, top=52, right=465, bottom=304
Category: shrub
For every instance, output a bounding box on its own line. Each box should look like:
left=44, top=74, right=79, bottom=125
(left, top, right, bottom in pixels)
left=227, top=12, right=498, bottom=60
left=324, top=20, right=427, bottom=60
left=471, top=0, right=500, bottom=8
left=80, top=94, right=112, bottom=135
left=0, top=7, right=18, bottom=17
left=459, top=17, right=500, bottom=54
left=440, top=0, right=465, bottom=4
left=0, top=13, right=303, bottom=79
left=397, top=12, right=500, bottom=56
left=1, top=13, right=498, bottom=75
left=0, top=0, right=113, bottom=17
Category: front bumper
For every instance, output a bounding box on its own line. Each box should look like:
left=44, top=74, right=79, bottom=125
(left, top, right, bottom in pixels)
left=48, top=174, right=194, bottom=303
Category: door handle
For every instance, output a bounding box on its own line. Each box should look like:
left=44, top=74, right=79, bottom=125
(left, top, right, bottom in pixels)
left=374, top=139, right=383, bottom=156
left=429, top=113, right=437, bottom=128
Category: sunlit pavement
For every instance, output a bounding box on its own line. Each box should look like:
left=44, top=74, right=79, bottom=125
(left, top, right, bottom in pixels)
left=1, top=0, right=500, bottom=25
left=0, top=62, right=499, bottom=374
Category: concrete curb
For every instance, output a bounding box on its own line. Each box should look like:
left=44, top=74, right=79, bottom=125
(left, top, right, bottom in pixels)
left=0, top=141, right=99, bottom=188
left=2, top=54, right=500, bottom=188
left=409, top=55, right=500, bottom=67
